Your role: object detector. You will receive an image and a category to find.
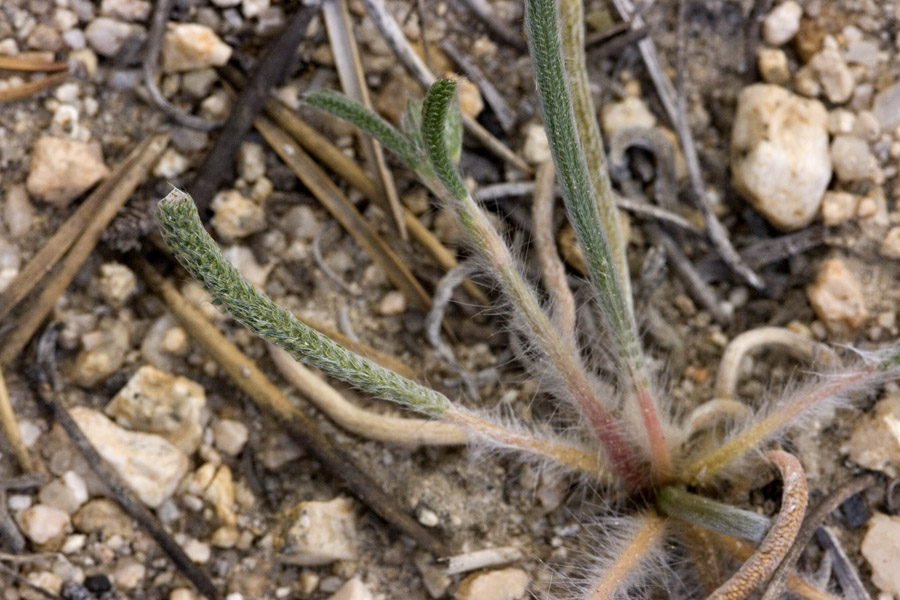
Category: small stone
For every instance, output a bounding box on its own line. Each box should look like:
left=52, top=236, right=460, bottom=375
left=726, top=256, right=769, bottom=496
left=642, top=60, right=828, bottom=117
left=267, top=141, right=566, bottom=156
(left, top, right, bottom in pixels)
left=84, top=574, right=112, bottom=595
left=457, top=78, right=483, bottom=118
left=5, top=184, right=34, bottom=239
left=61, top=534, right=86, bottom=554
left=38, top=480, right=80, bottom=515
left=861, top=512, right=900, bottom=596
left=601, top=96, right=656, bottom=138
left=757, top=47, right=790, bottom=85
left=880, top=228, right=900, bottom=260
left=204, top=464, right=237, bottom=525
left=211, top=190, right=266, bottom=239
left=213, top=419, right=249, bottom=456
left=84, top=17, right=142, bottom=57
left=281, top=205, right=322, bottom=241
left=298, top=572, right=319, bottom=595
left=827, top=109, right=855, bottom=135
left=73, top=499, right=134, bottom=538
left=852, top=110, right=881, bottom=142
left=762, top=0, right=802, bottom=46
left=98, top=262, right=137, bottom=307
left=181, top=68, right=218, bottom=99
left=793, top=65, right=820, bottom=98
left=808, top=47, right=855, bottom=104
left=872, top=82, right=900, bottom=133
left=378, top=290, right=406, bottom=316
left=806, top=257, right=868, bottom=337
left=222, top=245, right=274, bottom=288
left=237, top=142, right=266, bottom=183
left=106, top=365, right=206, bottom=454
left=19, top=504, right=70, bottom=549
left=454, top=568, right=530, bottom=600
left=70, top=318, right=130, bottom=387
left=100, top=0, right=151, bottom=21
left=522, top=123, right=550, bottom=164
left=26, top=136, right=109, bottom=206
left=820, top=191, right=858, bottom=226
left=182, top=537, right=211, bottom=563
left=8, top=495, right=32, bottom=511
left=70, top=407, right=190, bottom=507
left=326, top=576, right=373, bottom=600
left=242, top=0, right=270, bottom=19
left=830, top=135, right=878, bottom=182
left=849, top=396, right=900, bottom=477
left=62, top=29, right=87, bottom=50
left=153, top=148, right=191, bottom=178
left=162, top=23, right=232, bottom=73
left=170, top=589, right=198, bottom=600
left=27, top=24, right=62, bottom=52
left=211, top=525, right=240, bottom=548
left=0, top=238, right=20, bottom=293
left=62, top=471, right=88, bottom=507
left=258, top=432, right=304, bottom=470
left=731, top=84, right=831, bottom=231
left=26, top=572, right=63, bottom=597
left=275, top=498, right=358, bottom=565
left=113, top=559, right=145, bottom=589
left=416, top=507, right=439, bottom=527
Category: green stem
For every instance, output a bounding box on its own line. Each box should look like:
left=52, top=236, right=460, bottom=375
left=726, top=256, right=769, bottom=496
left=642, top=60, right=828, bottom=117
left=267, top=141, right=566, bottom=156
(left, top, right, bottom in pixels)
left=656, top=486, right=770, bottom=542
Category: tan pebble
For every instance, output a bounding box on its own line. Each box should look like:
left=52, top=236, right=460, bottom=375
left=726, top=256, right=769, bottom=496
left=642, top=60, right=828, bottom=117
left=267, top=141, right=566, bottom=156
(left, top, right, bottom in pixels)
left=457, top=78, right=484, bottom=118
left=806, top=256, right=868, bottom=337
left=757, top=47, right=790, bottom=85
left=454, top=568, right=530, bottom=600
left=879, top=227, right=900, bottom=260
left=862, top=512, right=900, bottom=596
left=820, top=191, right=858, bottom=226
left=378, top=290, right=406, bottom=316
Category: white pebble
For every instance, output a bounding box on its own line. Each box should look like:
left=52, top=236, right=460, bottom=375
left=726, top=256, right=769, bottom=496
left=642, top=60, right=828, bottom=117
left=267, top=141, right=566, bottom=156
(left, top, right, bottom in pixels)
left=98, top=262, right=137, bottom=306
left=807, top=256, right=868, bottom=337
left=211, top=189, right=265, bottom=239
left=162, top=23, right=232, bottom=73
left=84, top=17, right=141, bottom=57
left=731, top=84, right=830, bottom=230
left=4, top=184, right=33, bottom=239
left=19, top=504, right=71, bottom=547
left=762, top=1, right=802, bottom=46
left=213, top=419, right=249, bottom=456
left=182, top=538, right=212, bottom=563
left=830, top=135, right=878, bottom=182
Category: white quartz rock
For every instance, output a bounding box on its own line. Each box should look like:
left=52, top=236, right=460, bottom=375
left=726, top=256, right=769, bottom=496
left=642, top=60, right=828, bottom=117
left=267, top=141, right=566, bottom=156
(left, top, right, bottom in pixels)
left=731, top=84, right=831, bottom=231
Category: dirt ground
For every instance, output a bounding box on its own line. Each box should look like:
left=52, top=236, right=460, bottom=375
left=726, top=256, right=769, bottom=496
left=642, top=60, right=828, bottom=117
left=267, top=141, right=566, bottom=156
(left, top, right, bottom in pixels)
left=1, top=0, right=900, bottom=599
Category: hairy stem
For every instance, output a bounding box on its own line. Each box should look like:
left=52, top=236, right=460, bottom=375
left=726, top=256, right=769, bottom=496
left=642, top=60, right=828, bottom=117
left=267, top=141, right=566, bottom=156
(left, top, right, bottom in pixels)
left=589, top=512, right=666, bottom=600
left=557, top=0, right=631, bottom=312
left=422, top=80, right=643, bottom=487
left=686, top=367, right=875, bottom=484
left=157, top=190, right=603, bottom=473
left=525, top=0, right=671, bottom=481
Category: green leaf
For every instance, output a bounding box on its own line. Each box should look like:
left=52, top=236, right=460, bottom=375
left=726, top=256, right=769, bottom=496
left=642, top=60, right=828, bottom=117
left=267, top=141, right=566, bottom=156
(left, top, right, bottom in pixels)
left=156, top=189, right=453, bottom=417
left=525, top=0, right=639, bottom=364
left=305, top=89, right=420, bottom=171
left=421, top=79, right=468, bottom=201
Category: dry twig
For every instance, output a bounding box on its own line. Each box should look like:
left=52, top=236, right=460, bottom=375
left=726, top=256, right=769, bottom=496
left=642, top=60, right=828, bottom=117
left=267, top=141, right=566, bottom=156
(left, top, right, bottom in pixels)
left=0, top=368, right=33, bottom=472
left=0, top=134, right=169, bottom=365
left=29, top=325, right=220, bottom=600
left=189, top=5, right=316, bottom=210
left=323, top=0, right=406, bottom=238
